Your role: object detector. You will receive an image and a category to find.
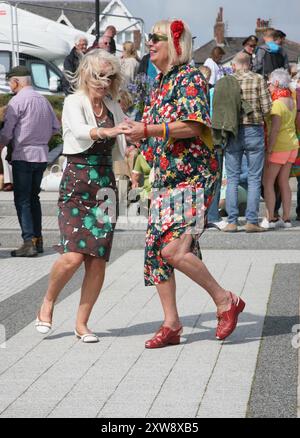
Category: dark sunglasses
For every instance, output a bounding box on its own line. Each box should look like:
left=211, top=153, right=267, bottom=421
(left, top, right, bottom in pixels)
left=99, top=73, right=117, bottom=80
left=248, top=44, right=257, bottom=49
left=148, top=33, right=168, bottom=43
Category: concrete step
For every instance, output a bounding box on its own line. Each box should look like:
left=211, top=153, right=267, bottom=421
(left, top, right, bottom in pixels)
left=1, top=223, right=300, bottom=250
left=1, top=198, right=297, bottom=217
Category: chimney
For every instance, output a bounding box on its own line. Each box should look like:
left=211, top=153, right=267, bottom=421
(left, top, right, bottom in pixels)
left=255, top=18, right=272, bottom=38
left=214, top=7, right=225, bottom=46
left=133, top=30, right=141, bottom=51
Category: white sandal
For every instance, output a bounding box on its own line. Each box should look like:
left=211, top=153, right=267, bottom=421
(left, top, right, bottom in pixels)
left=35, top=316, right=52, bottom=334
left=74, top=329, right=99, bottom=343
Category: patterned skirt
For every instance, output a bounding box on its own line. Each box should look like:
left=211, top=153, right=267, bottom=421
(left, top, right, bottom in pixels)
left=54, top=155, right=118, bottom=261
left=144, top=179, right=217, bottom=287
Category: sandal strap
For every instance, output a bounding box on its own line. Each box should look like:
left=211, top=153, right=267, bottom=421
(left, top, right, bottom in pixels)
left=35, top=319, right=51, bottom=328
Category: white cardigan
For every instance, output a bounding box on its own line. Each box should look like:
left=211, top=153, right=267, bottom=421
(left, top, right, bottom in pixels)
left=62, top=91, right=126, bottom=160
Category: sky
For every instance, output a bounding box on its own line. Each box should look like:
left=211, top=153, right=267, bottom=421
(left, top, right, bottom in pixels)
left=122, top=0, right=300, bottom=48
left=28, top=0, right=300, bottom=48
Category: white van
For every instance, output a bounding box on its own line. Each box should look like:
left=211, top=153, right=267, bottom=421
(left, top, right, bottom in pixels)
left=0, top=1, right=93, bottom=94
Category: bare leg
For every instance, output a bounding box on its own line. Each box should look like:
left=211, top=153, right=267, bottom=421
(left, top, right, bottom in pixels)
left=263, top=162, right=282, bottom=221
left=75, top=256, right=106, bottom=334
left=39, top=252, right=84, bottom=322
left=277, top=162, right=293, bottom=221
left=161, top=235, right=234, bottom=314
left=155, top=273, right=181, bottom=330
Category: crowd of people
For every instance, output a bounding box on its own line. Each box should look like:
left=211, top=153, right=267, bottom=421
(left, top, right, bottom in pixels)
left=0, top=20, right=299, bottom=347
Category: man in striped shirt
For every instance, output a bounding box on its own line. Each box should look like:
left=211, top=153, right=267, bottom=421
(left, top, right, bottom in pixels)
left=0, top=66, right=60, bottom=256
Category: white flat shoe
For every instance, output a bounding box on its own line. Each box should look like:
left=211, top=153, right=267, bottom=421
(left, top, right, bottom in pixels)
left=74, top=329, right=99, bottom=343
left=35, top=317, right=52, bottom=334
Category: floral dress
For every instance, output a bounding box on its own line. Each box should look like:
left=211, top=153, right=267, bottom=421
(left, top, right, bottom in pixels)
left=140, top=64, right=219, bottom=286
left=54, top=111, right=118, bottom=261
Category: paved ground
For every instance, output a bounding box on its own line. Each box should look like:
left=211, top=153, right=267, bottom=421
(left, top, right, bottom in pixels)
left=0, top=247, right=299, bottom=418
left=0, top=191, right=299, bottom=418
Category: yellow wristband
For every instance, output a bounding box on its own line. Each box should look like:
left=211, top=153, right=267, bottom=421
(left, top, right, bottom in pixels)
left=162, top=123, right=166, bottom=139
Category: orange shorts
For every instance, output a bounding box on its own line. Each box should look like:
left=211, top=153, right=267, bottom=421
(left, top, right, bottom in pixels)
left=269, top=149, right=298, bottom=165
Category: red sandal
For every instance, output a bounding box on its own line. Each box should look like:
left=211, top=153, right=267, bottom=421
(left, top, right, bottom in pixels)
left=145, top=325, right=183, bottom=349
left=216, top=293, right=245, bottom=340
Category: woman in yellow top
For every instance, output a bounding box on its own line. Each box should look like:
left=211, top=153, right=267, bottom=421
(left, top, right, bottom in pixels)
left=263, top=68, right=299, bottom=227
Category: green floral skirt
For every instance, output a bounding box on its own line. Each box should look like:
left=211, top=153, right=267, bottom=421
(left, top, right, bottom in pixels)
left=54, top=155, right=118, bottom=261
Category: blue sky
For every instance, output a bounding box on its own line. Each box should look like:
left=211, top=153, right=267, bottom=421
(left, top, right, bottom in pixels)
left=122, top=0, right=300, bottom=48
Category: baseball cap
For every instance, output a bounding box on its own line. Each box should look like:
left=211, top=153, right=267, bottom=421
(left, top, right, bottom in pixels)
left=6, top=66, right=31, bottom=80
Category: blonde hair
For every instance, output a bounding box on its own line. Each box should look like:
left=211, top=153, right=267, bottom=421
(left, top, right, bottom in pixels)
left=199, top=65, right=211, bottom=82
left=66, top=49, right=122, bottom=99
left=123, top=41, right=137, bottom=59
left=263, top=28, right=276, bottom=38
left=152, top=19, right=192, bottom=66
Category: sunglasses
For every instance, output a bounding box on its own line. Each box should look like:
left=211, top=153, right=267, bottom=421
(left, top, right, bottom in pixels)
left=148, top=33, right=168, bottom=43
left=99, top=73, right=116, bottom=80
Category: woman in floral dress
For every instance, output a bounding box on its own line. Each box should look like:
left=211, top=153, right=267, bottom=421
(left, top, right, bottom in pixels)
left=125, top=19, right=246, bottom=348
left=35, top=50, right=129, bottom=342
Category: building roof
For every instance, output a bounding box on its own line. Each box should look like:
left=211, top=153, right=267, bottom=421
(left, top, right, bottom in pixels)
left=193, top=37, right=300, bottom=65
left=15, top=1, right=109, bottom=32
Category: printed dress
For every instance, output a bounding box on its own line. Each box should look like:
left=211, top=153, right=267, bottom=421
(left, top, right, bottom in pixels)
left=54, top=111, right=118, bottom=261
left=140, top=64, right=219, bottom=286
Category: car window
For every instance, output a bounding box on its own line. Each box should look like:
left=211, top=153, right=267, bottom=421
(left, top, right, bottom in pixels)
left=0, top=52, right=10, bottom=74
left=0, top=52, right=10, bottom=87
left=31, top=63, right=49, bottom=89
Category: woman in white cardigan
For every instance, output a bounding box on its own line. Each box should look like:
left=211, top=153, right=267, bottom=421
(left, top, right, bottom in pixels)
left=36, top=50, right=129, bottom=342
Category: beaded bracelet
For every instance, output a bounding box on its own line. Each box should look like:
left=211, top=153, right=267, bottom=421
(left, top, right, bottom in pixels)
left=165, top=123, right=170, bottom=141
left=144, top=122, right=148, bottom=139
left=97, top=128, right=105, bottom=139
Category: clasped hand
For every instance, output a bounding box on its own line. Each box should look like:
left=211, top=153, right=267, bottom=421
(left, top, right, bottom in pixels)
left=115, top=118, right=144, bottom=143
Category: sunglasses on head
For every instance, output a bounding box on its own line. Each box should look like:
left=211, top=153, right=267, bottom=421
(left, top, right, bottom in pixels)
left=148, top=33, right=168, bottom=43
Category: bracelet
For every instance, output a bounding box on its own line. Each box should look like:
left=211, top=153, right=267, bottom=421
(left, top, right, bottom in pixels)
left=97, top=128, right=105, bottom=139
left=162, top=123, right=166, bottom=139
left=165, top=122, right=170, bottom=141
left=143, top=122, right=148, bottom=139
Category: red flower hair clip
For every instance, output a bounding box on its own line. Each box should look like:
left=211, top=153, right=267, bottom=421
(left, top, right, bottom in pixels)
left=170, top=20, right=184, bottom=56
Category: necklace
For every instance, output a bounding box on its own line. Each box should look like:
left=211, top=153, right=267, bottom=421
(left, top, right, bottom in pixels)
left=93, top=101, right=104, bottom=118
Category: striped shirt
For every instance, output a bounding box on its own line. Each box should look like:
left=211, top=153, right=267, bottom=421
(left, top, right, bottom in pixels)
left=0, top=87, right=60, bottom=162
left=234, top=71, right=272, bottom=125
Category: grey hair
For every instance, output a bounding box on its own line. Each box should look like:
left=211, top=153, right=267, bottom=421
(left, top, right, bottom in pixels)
left=16, top=76, right=32, bottom=86
left=232, top=52, right=250, bottom=71
left=270, top=68, right=291, bottom=89
left=74, top=34, right=88, bottom=45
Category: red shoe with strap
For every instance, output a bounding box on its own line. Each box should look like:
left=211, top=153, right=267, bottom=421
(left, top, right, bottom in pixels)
left=216, top=293, right=245, bottom=340
left=145, top=325, right=183, bottom=349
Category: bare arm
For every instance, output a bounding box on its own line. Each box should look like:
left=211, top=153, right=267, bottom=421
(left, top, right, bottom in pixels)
left=131, top=171, right=141, bottom=189
left=123, top=119, right=204, bottom=143
left=89, top=123, right=129, bottom=141
left=296, top=111, right=300, bottom=133
left=268, top=115, right=281, bottom=153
